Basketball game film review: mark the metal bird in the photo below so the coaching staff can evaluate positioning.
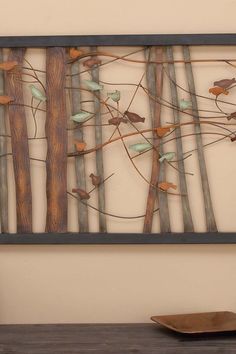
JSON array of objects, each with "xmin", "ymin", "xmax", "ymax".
[
  {"xmin": 89, "ymin": 173, "xmax": 101, "ymax": 187},
  {"xmin": 213, "ymin": 78, "xmax": 236, "ymax": 89},
  {"xmin": 125, "ymin": 111, "xmax": 145, "ymax": 123},
  {"xmin": 108, "ymin": 117, "xmax": 127, "ymax": 126},
  {"xmin": 72, "ymin": 188, "xmax": 90, "ymax": 200}
]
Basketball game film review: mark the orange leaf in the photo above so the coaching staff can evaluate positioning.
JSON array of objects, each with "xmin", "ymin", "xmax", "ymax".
[
  {"xmin": 156, "ymin": 126, "xmax": 171, "ymax": 137},
  {"xmin": 158, "ymin": 182, "xmax": 177, "ymax": 191},
  {"xmin": 0, "ymin": 61, "xmax": 18, "ymax": 71},
  {"xmin": 0, "ymin": 95, "xmax": 13, "ymax": 104},
  {"xmin": 69, "ymin": 48, "xmax": 84, "ymax": 59},
  {"xmin": 74, "ymin": 140, "xmax": 86, "ymax": 152},
  {"xmin": 209, "ymin": 86, "xmax": 229, "ymax": 96}
]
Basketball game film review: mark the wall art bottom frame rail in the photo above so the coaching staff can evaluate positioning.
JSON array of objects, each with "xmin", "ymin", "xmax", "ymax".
[{"xmin": 0, "ymin": 233, "xmax": 236, "ymax": 244}]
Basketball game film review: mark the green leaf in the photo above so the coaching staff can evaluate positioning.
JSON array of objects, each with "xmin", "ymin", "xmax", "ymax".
[
  {"xmin": 83, "ymin": 80, "xmax": 103, "ymax": 91},
  {"xmin": 159, "ymin": 152, "xmax": 175, "ymax": 163},
  {"xmin": 30, "ymin": 84, "xmax": 46, "ymax": 102},
  {"xmin": 179, "ymin": 99, "xmax": 191, "ymax": 110},
  {"xmin": 129, "ymin": 143, "xmax": 152, "ymax": 153},
  {"xmin": 71, "ymin": 111, "xmax": 91, "ymax": 123},
  {"xmin": 107, "ymin": 90, "xmax": 120, "ymax": 102}
]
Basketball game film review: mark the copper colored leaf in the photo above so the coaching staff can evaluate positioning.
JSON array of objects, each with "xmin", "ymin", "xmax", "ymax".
[
  {"xmin": 89, "ymin": 173, "xmax": 101, "ymax": 186},
  {"xmin": 0, "ymin": 95, "xmax": 13, "ymax": 104},
  {"xmin": 156, "ymin": 126, "xmax": 171, "ymax": 137},
  {"xmin": 83, "ymin": 58, "xmax": 101, "ymax": 68},
  {"xmin": 124, "ymin": 111, "xmax": 145, "ymax": 123},
  {"xmin": 69, "ymin": 48, "xmax": 84, "ymax": 59},
  {"xmin": 72, "ymin": 188, "xmax": 90, "ymax": 200},
  {"xmin": 209, "ymin": 86, "xmax": 229, "ymax": 96},
  {"xmin": 0, "ymin": 61, "xmax": 18, "ymax": 71},
  {"xmin": 213, "ymin": 78, "xmax": 236, "ymax": 89},
  {"xmin": 74, "ymin": 140, "xmax": 86, "ymax": 152},
  {"xmin": 158, "ymin": 182, "xmax": 177, "ymax": 191}
]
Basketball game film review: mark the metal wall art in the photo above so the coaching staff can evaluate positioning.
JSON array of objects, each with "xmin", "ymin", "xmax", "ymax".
[{"xmin": 0, "ymin": 34, "xmax": 236, "ymax": 244}]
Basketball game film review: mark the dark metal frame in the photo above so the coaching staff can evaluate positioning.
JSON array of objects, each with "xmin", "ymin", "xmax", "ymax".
[
  {"xmin": 1, "ymin": 33, "xmax": 236, "ymax": 47},
  {"xmin": 2, "ymin": 33, "xmax": 236, "ymax": 244},
  {"xmin": 0, "ymin": 233, "xmax": 236, "ymax": 244}
]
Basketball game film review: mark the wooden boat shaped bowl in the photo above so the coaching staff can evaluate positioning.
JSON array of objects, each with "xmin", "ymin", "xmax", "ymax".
[{"xmin": 151, "ymin": 311, "xmax": 236, "ymax": 334}]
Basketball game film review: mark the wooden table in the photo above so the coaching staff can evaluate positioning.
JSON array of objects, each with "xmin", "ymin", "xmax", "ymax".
[{"xmin": 0, "ymin": 323, "xmax": 236, "ymax": 353}]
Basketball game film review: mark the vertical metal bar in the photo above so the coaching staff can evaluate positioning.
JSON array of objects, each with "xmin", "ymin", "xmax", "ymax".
[
  {"xmin": 6, "ymin": 48, "xmax": 32, "ymax": 233},
  {"xmin": 166, "ymin": 46, "xmax": 194, "ymax": 232},
  {"xmin": 0, "ymin": 49, "xmax": 8, "ymax": 232},
  {"xmin": 91, "ymin": 47, "xmax": 107, "ymax": 233},
  {"xmin": 143, "ymin": 47, "xmax": 171, "ymax": 233},
  {"xmin": 183, "ymin": 45, "xmax": 217, "ymax": 232},
  {"xmin": 71, "ymin": 57, "xmax": 89, "ymax": 232},
  {"xmin": 46, "ymin": 47, "xmax": 67, "ymax": 232}
]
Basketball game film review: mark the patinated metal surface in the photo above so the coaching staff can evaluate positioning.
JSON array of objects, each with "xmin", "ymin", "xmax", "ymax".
[{"xmin": 46, "ymin": 47, "xmax": 67, "ymax": 232}]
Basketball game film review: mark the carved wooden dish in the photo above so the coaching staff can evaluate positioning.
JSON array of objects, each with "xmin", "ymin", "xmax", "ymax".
[{"xmin": 151, "ymin": 311, "xmax": 236, "ymax": 334}]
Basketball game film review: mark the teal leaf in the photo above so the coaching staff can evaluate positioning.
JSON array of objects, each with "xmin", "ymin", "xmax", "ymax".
[
  {"xmin": 179, "ymin": 99, "xmax": 191, "ymax": 110},
  {"xmin": 159, "ymin": 152, "xmax": 175, "ymax": 162},
  {"xmin": 107, "ymin": 90, "xmax": 120, "ymax": 102},
  {"xmin": 83, "ymin": 80, "xmax": 103, "ymax": 91},
  {"xmin": 71, "ymin": 111, "xmax": 91, "ymax": 123},
  {"xmin": 30, "ymin": 84, "xmax": 46, "ymax": 102},
  {"xmin": 129, "ymin": 142, "xmax": 152, "ymax": 153}
]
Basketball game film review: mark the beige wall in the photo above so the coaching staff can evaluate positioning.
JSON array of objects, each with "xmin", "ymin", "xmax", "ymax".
[{"xmin": 1, "ymin": 0, "xmax": 236, "ymax": 324}]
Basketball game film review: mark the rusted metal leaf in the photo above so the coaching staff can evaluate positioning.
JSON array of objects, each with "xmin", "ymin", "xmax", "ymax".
[
  {"xmin": 209, "ymin": 86, "xmax": 229, "ymax": 96},
  {"xmin": 0, "ymin": 61, "xmax": 18, "ymax": 71},
  {"xmin": 69, "ymin": 48, "xmax": 83, "ymax": 59},
  {"xmin": 156, "ymin": 126, "xmax": 171, "ymax": 137},
  {"xmin": 74, "ymin": 140, "xmax": 86, "ymax": 152},
  {"xmin": 0, "ymin": 95, "xmax": 13, "ymax": 104},
  {"xmin": 158, "ymin": 182, "xmax": 177, "ymax": 191}
]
